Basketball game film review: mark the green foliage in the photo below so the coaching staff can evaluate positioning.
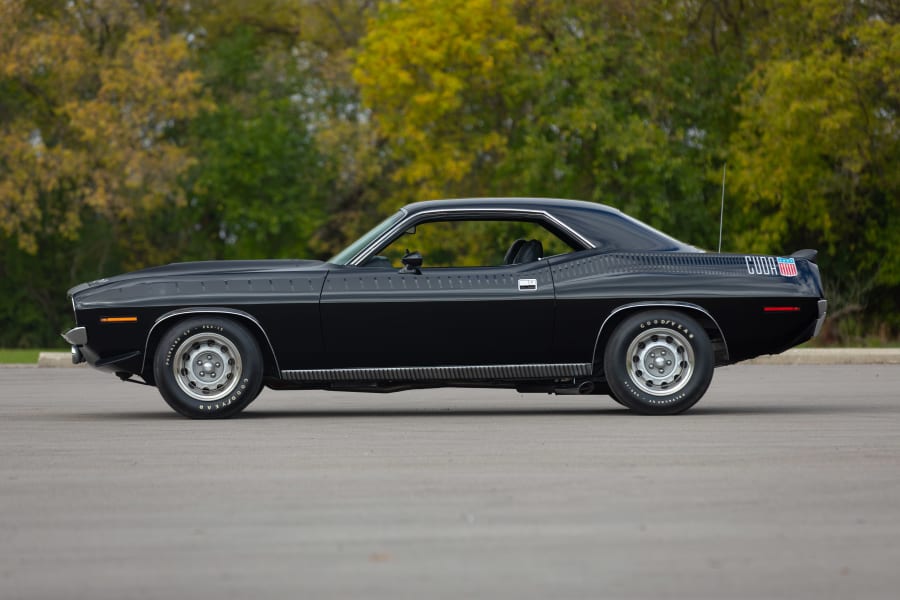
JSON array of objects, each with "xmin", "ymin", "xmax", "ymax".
[
  {"xmin": 0, "ymin": 349, "xmax": 63, "ymax": 364},
  {"xmin": 181, "ymin": 26, "xmax": 335, "ymax": 259},
  {"xmin": 0, "ymin": 1, "xmax": 208, "ymax": 345},
  {"xmin": 0, "ymin": 213, "xmax": 126, "ymax": 347},
  {"xmin": 1, "ymin": 0, "xmax": 898, "ymax": 346},
  {"xmin": 354, "ymin": 1, "xmax": 747, "ymax": 246},
  {"xmin": 498, "ymin": 1, "xmax": 717, "ymax": 241},
  {"xmin": 729, "ymin": 0, "xmax": 900, "ymax": 332}
]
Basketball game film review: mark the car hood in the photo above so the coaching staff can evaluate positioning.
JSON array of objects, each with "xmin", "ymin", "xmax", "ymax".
[{"xmin": 68, "ymin": 259, "xmax": 326, "ymax": 296}]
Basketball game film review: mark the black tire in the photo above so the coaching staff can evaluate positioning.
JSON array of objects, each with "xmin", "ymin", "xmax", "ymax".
[
  {"xmin": 603, "ymin": 310, "xmax": 714, "ymax": 415},
  {"xmin": 153, "ymin": 317, "xmax": 263, "ymax": 419}
]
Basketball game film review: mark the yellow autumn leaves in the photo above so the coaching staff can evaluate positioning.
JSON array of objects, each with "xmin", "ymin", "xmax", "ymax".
[
  {"xmin": 0, "ymin": 1, "xmax": 207, "ymax": 253},
  {"xmin": 354, "ymin": 0, "xmax": 527, "ymax": 201}
]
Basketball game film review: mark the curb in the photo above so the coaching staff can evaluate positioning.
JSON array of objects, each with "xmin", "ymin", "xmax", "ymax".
[
  {"xmin": 744, "ymin": 348, "xmax": 900, "ymax": 365},
  {"xmin": 22, "ymin": 348, "xmax": 900, "ymax": 368},
  {"xmin": 37, "ymin": 352, "xmax": 85, "ymax": 368}
]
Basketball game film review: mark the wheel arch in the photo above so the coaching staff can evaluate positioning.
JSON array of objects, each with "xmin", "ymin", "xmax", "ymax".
[
  {"xmin": 592, "ymin": 301, "xmax": 729, "ymax": 371},
  {"xmin": 140, "ymin": 308, "xmax": 280, "ymax": 384}
]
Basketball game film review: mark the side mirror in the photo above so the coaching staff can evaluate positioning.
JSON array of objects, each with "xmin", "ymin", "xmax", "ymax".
[{"xmin": 400, "ymin": 251, "xmax": 423, "ymax": 275}]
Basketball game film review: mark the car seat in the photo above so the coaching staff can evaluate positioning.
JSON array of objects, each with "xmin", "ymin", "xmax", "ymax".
[
  {"xmin": 512, "ymin": 239, "xmax": 543, "ymax": 264},
  {"xmin": 503, "ymin": 239, "xmax": 526, "ymax": 265}
]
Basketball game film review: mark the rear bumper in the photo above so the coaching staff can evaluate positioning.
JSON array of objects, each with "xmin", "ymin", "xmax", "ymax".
[{"xmin": 813, "ymin": 299, "xmax": 828, "ymax": 338}]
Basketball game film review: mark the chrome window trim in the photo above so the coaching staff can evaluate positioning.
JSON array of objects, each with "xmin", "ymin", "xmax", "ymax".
[
  {"xmin": 281, "ymin": 363, "xmax": 593, "ymax": 382},
  {"xmin": 329, "ymin": 208, "xmax": 408, "ymax": 265},
  {"xmin": 592, "ymin": 301, "xmax": 729, "ymax": 365},
  {"xmin": 141, "ymin": 307, "xmax": 280, "ymax": 375},
  {"xmin": 347, "ymin": 208, "xmax": 596, "ymax": 267}
]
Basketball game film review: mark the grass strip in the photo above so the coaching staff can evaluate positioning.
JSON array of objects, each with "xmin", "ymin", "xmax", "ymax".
[{"xmin": 0, "ymin": 348, "xmax": 65, "ymax": 364}]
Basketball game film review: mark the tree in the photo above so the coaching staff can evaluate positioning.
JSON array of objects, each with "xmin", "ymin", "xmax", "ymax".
[
  {"xmin": 354, "ymin": 0, "xmax": 742, "ymax": 245},
  {"xmin": 0, "ymin": 1, "xmax": 207, "ymax": 345},
  {"xmin": 354, "ymin": 0, "xmax": 528, "ymax": 202},
  {"xmin": 182, "ymin": 0, "xmax": 381, "ymax": 258},
  {"xmin": 177, "ymin": 24, "xmax": 336, "ymax": 260},
  {"xmin": 0, "ymin": 0, "xmax": 206, "ymax": 257},
  {"xmin": 729, "ymin": 0, "xmax": 900, "ymax": 327}
]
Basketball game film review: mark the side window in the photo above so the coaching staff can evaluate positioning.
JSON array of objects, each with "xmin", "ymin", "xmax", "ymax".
[{"xmin": 376, "ymin": 219, "xmax": 576, "ymax": 268}]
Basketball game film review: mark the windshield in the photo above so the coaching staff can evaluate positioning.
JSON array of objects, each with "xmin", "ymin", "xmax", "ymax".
[{"xmin": 328, "ymin": 210, "xmax": 407, "ymax": 265}]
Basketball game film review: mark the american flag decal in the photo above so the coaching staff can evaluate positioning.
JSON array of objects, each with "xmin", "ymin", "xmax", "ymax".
[{"xmin": 777, "ymin": 257, "xmax": 798, "ymax": 277}]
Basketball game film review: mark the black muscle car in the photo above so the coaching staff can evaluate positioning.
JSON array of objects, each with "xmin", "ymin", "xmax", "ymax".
[{"xmin": 63, "ymin": 198, "xmax": 827, "ymax": 418}]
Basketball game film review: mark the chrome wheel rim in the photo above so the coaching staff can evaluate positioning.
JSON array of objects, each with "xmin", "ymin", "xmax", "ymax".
[
  {"xmin": 172, "ymin": 332, "xmax": 242, "ymax": 402},
  {"xmin": 625, "ymin": 327, "xmax": 694, "ymax": 397}
]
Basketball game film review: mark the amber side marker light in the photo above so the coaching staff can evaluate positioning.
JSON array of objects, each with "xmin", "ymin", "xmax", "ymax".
[
  {"xmin": 100, "ymin": 316, "xmax": 138, "ymax": 323},
  {"xmin": 763, "ymin": 306, "xmax": 800, "ymax": 313}
]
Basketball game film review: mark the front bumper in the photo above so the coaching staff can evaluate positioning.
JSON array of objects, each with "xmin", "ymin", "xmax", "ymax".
[
  {"xmin": 62, "ymin": 326, "xmax": 86, "ymax": 345},
  {"xmin": 61, "ymin": 325, "xmax": 143, "ymax": 373},
  {"xmin": 62, "ymin": 326, "xmax": 87, "ymax": 364}
]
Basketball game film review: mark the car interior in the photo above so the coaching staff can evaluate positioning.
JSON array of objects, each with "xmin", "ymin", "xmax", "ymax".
[
  {"xmin": 503, "ymin": 238, "xmax": 544, "ymax": 264},
  {"xmin": 366, "ymin": 218, "xmax": 571, "ymax": 269}
]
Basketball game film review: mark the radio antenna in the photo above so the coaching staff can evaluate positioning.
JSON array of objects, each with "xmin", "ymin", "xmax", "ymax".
[{"xmin": 718, "ymin": 163, "xmax": 727, "ymax": 253}]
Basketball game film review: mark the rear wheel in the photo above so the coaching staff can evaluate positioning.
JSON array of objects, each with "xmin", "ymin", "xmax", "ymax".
[
  {"xmin": 153, "ymin": 317, "xmax": 263, "ymax": 418},
  {"xmin": 603, "ymin": 311, "xmax": 713, "ymax": 415}
]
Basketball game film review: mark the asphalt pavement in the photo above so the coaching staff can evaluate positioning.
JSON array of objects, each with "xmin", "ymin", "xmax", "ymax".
[{"xmin": 1, "ymin": 364, "xmax": 899, "ymax": 599}]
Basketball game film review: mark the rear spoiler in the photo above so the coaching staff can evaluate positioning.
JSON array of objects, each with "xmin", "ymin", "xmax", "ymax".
[{"xmin": 790, "ymin": 249, "xmax": 818, "ymax": 263}]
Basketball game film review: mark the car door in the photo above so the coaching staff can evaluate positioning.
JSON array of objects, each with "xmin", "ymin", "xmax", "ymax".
[{"xmin": 319, "ymin": 260, "xmax": 556, "ymax": 369}]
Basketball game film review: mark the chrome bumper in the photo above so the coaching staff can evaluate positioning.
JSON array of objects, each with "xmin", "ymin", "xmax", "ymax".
[
  {"xmin": 61, "ymin": 326, "xmax": 87, "ymax": 364},
  {"xmin": 62, "ymin": 326, "xmax": 87, "ymax": 345},
  {"xmin": 813, "ymin": 299, "xmax": 828, "ymax": 338}
]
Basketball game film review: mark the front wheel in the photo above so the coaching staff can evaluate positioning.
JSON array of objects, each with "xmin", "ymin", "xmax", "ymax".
[
  {"xmin": 153, "ymin": 317, "xmax": 263, "ymax": 418},
  {"xmin": 603, "ymin": 311, "xmax": 714, "ymax": 415}
]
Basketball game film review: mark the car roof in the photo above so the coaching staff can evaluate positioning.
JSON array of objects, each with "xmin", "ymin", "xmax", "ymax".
[
  {"xmin": 402, "ymin": 197, "xmax": 624, "ymax": 216},
  {"xmin": 399, "ymin": 197, "xmax": 697, "ymax": 253}
]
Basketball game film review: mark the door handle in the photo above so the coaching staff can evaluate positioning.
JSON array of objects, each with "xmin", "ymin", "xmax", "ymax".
[{"xmin": 518, "ymin": 278, "xmax": 537, "ymax": 291}]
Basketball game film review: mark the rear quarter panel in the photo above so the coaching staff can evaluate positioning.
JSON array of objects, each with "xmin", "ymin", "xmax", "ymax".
[{"xmin": 548, "ymin": 251, "xmax": 824, "ymax": 365}]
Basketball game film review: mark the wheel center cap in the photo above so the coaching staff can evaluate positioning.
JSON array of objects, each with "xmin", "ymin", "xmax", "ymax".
[
  {"xmin": 654, "ymin": 357, "xmax": 666, "ymax": 368},
  {"xmin": 203, "ymin": 361, "xmax": 214, "ymax": 373}
]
